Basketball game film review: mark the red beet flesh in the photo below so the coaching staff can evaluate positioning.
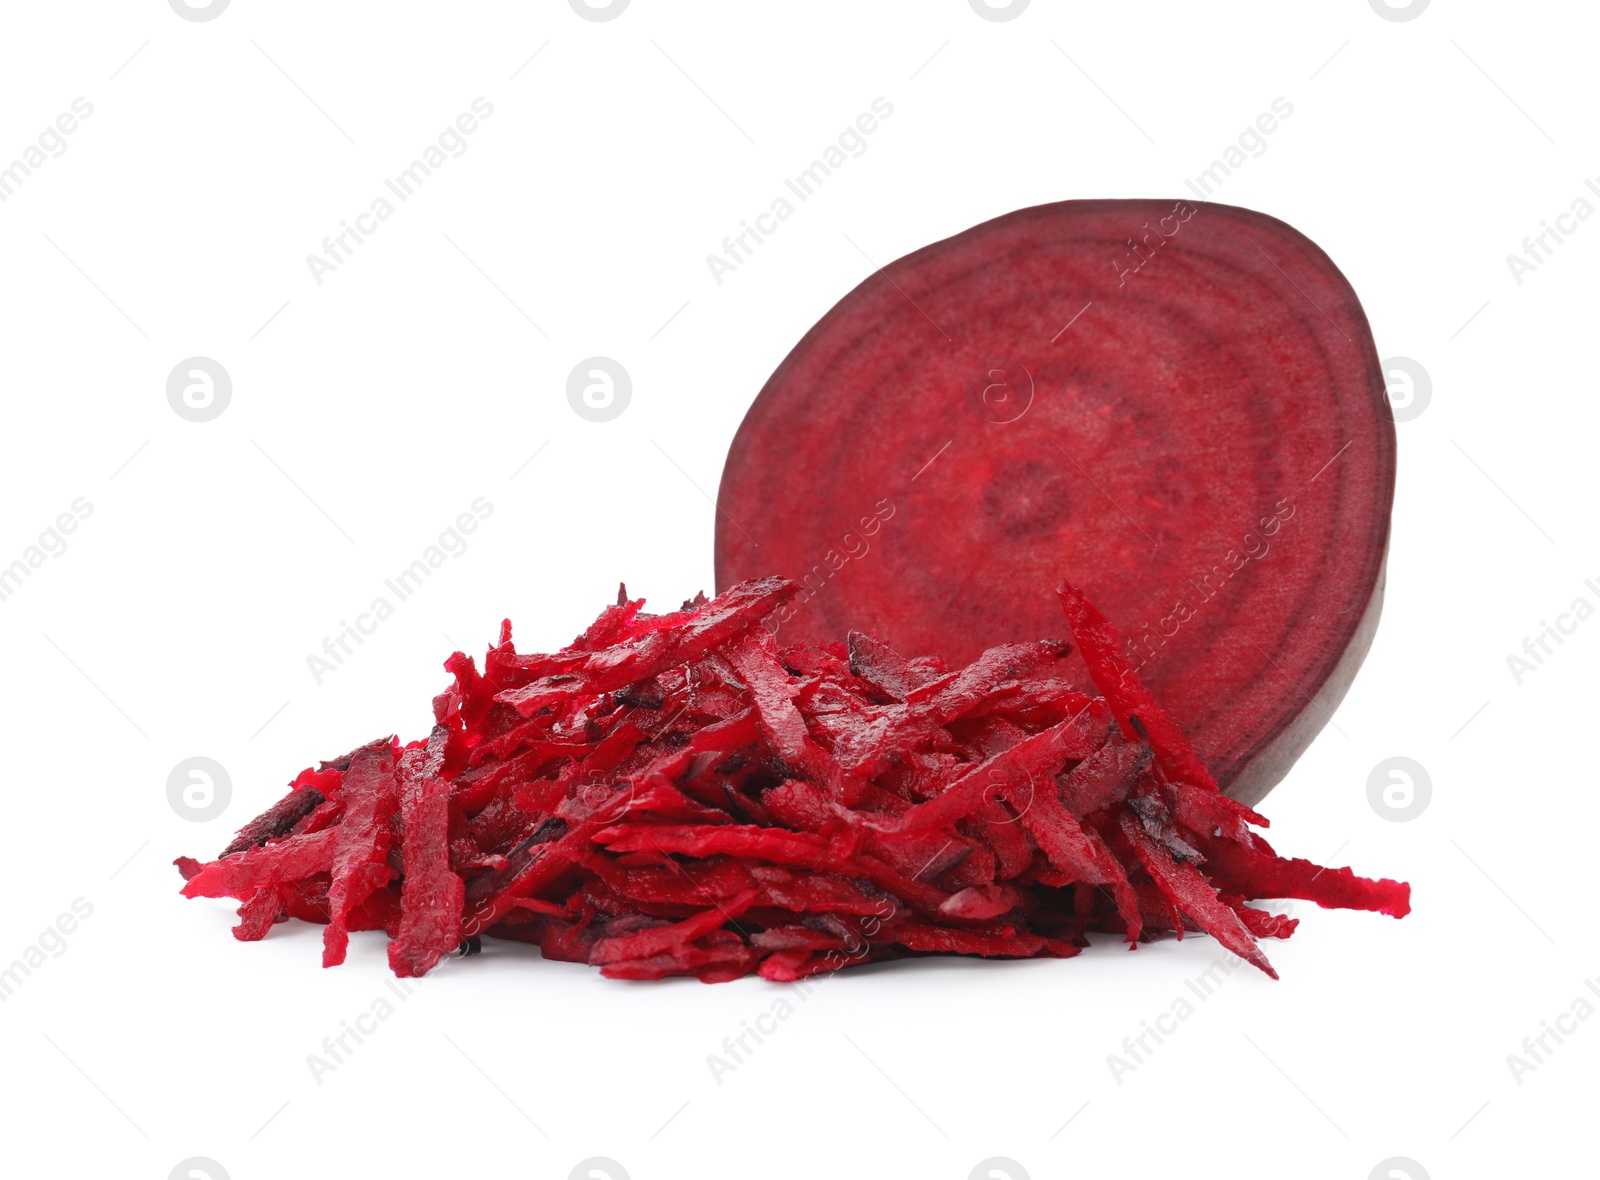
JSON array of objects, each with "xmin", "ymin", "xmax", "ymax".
[
  {"xmin": 715, "ymin": 200, "xmax": 1395, "ymax": 804},
  {"xmin": 178, "ymin": 578, "xmax": 1408, "ymax": 981}
]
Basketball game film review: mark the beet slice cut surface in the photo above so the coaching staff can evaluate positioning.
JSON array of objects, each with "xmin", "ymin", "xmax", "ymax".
[{"xmin": 715, "ymin": 199, "xmax": 1395, "ymax": 804}]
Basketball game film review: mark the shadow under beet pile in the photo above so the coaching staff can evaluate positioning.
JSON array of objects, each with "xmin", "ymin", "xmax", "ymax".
[{"xmin": 178, "ymin": 577, "xmax": 1409, "ymax": 982}]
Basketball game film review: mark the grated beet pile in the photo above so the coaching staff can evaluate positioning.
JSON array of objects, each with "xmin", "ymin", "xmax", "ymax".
[{"xmin": 177, "ymin": 577, "xmax": 1408, "ymax": 982}]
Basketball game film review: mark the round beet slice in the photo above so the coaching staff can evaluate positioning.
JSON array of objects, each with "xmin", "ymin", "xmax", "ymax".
[{"xmin": 715, "ymin": 199, "xmax": 1395, "ymax": 805}]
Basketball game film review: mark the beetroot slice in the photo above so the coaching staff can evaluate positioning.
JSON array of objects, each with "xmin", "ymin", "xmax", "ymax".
[{"xmin": 714, "ymin": 199, "xmax": 1395, "ymax": 804}]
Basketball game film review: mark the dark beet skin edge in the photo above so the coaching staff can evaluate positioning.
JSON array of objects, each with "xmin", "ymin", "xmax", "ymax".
[{"xmin": 715, "ymin": 199, "xmax": 1396, "ymax": 805}]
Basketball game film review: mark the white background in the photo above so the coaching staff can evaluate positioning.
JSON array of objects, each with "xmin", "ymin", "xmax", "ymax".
[{"xmin": 1, "ymin": 2, "xmax": 1594, "ymax": 1177}]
